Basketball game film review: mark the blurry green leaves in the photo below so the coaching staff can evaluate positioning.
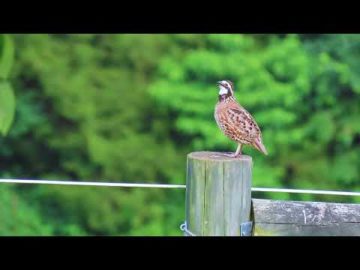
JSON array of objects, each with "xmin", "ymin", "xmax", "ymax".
[
  {"xmin": 6, "ymin": 34, "xmax": 186, "ymax": 235},
  {"xmin": 0, "ymin": 185, "xmax": 53, "ymax": 236},
  {"xmin": 331, "ymin": 151, "xmax": 359, "ymax": 185},
  {"xmin": 159, "ymin": 57, "xmax": 185, "ymax": 82},
  {"xmin": 207, "ymin": 34, "xmax": 255, "ymax": 51},
  {"xmin": 264, "ymin": 36, "xmax": 310, "ymax": 85},
  {"xmin": 0, "ymin": 82, "xmax": 15, "ymax": 135},
  {"xmin": 0, "ymin": 35, "xmax": 14, "ymax": 79},
  {"xmin": 0, "ymin": 34, "xmax": 15, "ymax": 135},
  {"xmin": 306, "ymin": 112, "xmax": 335, "ymax": 144}
]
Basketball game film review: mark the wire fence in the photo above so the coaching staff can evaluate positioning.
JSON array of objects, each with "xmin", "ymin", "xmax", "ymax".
[{"xmin": 1, "ymin": 178, "xmax": 360, "ymax": 197}]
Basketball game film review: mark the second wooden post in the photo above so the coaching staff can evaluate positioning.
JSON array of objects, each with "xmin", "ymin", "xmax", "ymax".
[{"xmin": 185, "ymin": 151, "xmax": 252, "ymax": 236}]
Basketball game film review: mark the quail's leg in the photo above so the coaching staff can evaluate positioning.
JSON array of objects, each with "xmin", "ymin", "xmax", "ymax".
[
  {"xmin": 223, "ymin": 144, "xmax": 242, "ymax": 158},
  {"xmin": 235, "ymin": 144, "xmax": 242, "ymax": 156}
]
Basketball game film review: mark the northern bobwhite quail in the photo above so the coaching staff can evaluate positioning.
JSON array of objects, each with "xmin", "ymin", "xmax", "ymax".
[{"xmin": 214, "ymin": 80, "xmax": 268, "ymax": 157}]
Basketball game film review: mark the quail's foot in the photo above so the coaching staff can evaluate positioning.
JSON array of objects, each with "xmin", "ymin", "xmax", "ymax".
[{"xmin": 222, "ymin": 152, "xmax": 242, "ymax": 158}]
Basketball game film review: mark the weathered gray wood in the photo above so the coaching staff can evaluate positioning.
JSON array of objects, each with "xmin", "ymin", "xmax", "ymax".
[
  {"xmin": 223, "ymin": 160, "xmax": 252, "ymax": 235},
  {"xmin": 253, "ymin": 199, "xmax": 360, "ymax": 236},
  {"xmin": 186, "ymin": 156, "xmax": 206, "ymax": 235},
  {"xmin": 254, "ymin": 223, "xmax": 360, "ymax": 236},
  {"xmin": 185, "ymin": 151, "xmax": 252, "ymax": 236},
  {"xmin": 203, "ymin": 159, "xmax": 225, "ymax": 235}
]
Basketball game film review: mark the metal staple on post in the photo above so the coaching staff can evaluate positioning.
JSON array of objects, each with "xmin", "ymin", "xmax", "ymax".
[
  {"xmin": 240, "ymin": 221, "xmax": 253, "ymax": 236},
  {"xmin": 180, "ymin": 221, "xmax": 253, "ymax": 236},
  {"xmin": 180, "ymin": 222, "xmax": 196, "ymax": 236}
]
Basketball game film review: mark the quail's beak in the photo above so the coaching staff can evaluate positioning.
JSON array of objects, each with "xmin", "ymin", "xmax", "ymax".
[{"xmin": 217, "ymin": 81, "xmax": 222, "ymax": 86}]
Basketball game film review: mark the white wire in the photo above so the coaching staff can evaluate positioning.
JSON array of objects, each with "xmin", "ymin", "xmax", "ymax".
[
  {"xmin": 0, "ymin": 179, "xmax": 359, "ymax": 197},
  {"xmin": 0, "ymin": 179, "xmax": 186, "ymax": 189}
]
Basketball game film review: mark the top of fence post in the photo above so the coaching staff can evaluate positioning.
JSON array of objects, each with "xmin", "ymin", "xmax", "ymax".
[{"xmin": 185, "ymin": 151, "xmax": 253, "ymax": 236}]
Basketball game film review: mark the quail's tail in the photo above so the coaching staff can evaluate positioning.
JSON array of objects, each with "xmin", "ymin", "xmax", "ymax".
[{"xmin": 252, "ymin": 138, "xmax": 268, "ymax": 155}]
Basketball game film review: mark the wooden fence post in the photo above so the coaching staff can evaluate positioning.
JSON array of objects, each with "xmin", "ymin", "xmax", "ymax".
[{"xmin": 185, "ymin": 151, "xmax": 253, "ymax": 236}]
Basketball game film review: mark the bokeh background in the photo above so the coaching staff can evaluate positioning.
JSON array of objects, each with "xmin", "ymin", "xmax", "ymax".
[{"xmin": 0, "ymin": 34, "xmax": 359, "ymax": 235}]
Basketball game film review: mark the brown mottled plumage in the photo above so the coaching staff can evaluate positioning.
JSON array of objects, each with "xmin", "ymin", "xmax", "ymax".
[{"xmin": 214, "ymin": 80, "xmax": 267, "ymax": 157}]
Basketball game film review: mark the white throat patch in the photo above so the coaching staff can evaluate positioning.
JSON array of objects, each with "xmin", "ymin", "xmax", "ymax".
[{"xmin": 219, "ymin": 85, "xmax": 228, "ymax": 95}]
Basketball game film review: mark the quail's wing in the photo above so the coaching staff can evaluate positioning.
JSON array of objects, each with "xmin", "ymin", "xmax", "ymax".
[{"xmin": 225, "ymin": 105, "xmax": 260, "ymax": 140}]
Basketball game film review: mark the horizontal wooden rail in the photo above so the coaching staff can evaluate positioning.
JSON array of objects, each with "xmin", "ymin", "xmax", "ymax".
[{"xmin": 252, "ymin": 199, "xmax": 360, "ymax": 236}]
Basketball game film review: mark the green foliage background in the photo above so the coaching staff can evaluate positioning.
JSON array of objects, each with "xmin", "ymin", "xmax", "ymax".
[{"xmin": 0, "ymin": 34, "xmax": 359, "ymax": 235}]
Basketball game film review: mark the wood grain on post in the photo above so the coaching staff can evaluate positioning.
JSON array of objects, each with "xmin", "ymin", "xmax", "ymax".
[
  {"xmin": 185, "ymin": 151, "xmax": 252, "ymax": 236},
  {"xmin": 252, "ymin": 199, "xmax": 360, "ymax": 236}
]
